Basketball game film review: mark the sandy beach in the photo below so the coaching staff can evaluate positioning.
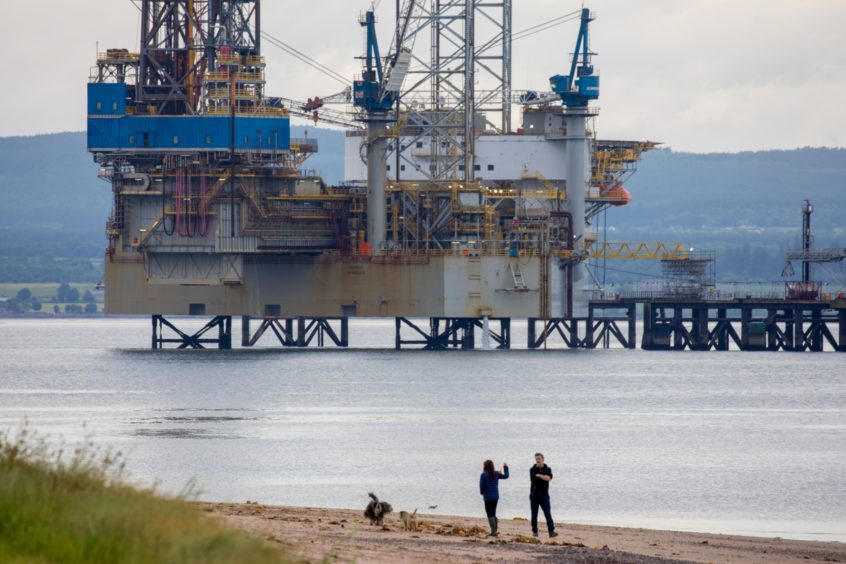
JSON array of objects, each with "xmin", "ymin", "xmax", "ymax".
[{"xmin": 203, "ymin": 502, "xmax": 845, "ymax": 563}]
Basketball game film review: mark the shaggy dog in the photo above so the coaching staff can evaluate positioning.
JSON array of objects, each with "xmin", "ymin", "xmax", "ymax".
[
  {"xmin": 399, "ymin": 509, "xmax": 418, "ymax": 531},
  {"xmin": 363, "ymin": 492, "xmax": 393, "ymax": 526}
]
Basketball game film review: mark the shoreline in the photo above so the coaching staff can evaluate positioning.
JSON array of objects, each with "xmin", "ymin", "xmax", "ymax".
[{"xmin": 205, "ymin": 502, "xmax": 846, "ymax": 563}]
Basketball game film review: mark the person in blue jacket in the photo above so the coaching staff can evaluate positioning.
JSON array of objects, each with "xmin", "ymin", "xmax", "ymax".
[{"xmin": 479, "ymin": 459, "xmax": 509, "ymax": 536}]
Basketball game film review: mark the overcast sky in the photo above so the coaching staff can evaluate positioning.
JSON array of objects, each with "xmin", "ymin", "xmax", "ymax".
[{"xmin": 2, "ymin": 0, "xmax": 845, "ymax": 152}]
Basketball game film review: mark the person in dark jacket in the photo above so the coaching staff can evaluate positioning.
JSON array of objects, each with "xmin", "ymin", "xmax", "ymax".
[
  {"xmin": 529, "ymin": 452, "xmax": 558, "ymax": 538},
  {"xmin": 479, "ymin": 459, "xmax": 509, "ymax": 536}
]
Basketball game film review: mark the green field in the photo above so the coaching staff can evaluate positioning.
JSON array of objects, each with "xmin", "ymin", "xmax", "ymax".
[
  {"xmin": 0, "ymin": 425, "xmax": 294, "ymax": 563},
  {"xmin": 0, "ymin": 282, "xmax": 103, "ymax": 310}
]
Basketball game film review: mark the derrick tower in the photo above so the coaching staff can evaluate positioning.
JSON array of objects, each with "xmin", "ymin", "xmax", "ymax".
[{"xmin": 392, "ymin": 0, "xmax": 513, "ymax": 182}]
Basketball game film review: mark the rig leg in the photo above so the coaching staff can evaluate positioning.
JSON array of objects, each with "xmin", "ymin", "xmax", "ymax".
[
  {"xmin": 241, "ymin": 316, "xmax": 251, "ymax": 347},
  {"xmin": 151, "ymin": 315, "xmax": 232, "ymax": 350},
  {"xmin": 839, "ymin": 309, "xmax": 846, "ymax": 352},
  {"xmin": 241, "ymin": 317, "xmax": 347, "ymax": 348},
  {"xmin": 740, "ymin": 308, "xmax": 751, "ymax": 351},
  {"xmin": 810, "ymin": 309, "xmax": 824, "ymax": 352},
  {"xmin": 715, "ymin": 308, "xmax": 729, "ymax": 351},
  {"xmin": 691, "ymin": 306, "xmax": 709, "ymax": 350},
  {"xmin": 641, "ymin": 303, "xmax": 654, "ymax": 350},
  {"xmin": 793, "ymin": 307, "xmax": 805, "ymax": 352},
  {"xmin": 765, "ymin": 308, "xmax": 779, "ymax": 351},
  {"xmin": 627, "ymin": 305, "xmax": 637, "ymax": 350},
  {"xmin": 582, "ymin": 318, "xmax": 604, "ymax": 349},
  {"xmin": 219, "ymin": 316, "xmax": 232, "ymax": 349},
  {"xmin": 395, "ymin": 317, "xmax": 510, "ymax": 350},
  {"xmin": 527, "ymin": 318, "xmax": 539, "ymax": 349},
  {"xmin": 567, "ymin": 319, "xmax": 580, "ymax": 349},
  {"xmin": 500, "ymin": 318, "xmax": 512, "ymax": 350},
  {"xmin": 672, "ymin": 308, "xmax": 685, "ymax": 351}
]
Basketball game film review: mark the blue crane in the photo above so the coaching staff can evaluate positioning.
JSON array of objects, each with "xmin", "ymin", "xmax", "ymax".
[
  {"xmin": 354, "ymin": 11, "xmax": 394, "ymax": 113},
  {"xmin": 353, "ymin": 9, "xmax": 413, "ymax": 114},
  {"xmin": 549, "ymin": 8, "xmax": 599, "ymax": 107}
]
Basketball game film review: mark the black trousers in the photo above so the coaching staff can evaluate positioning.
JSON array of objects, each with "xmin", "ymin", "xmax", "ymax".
[
  {"xmin": 530, "ymin": 494, "xmax": 555, "ymax": 533},
  {"xmin": 484, "ymin": 499, "xmax": 498, "ymax": 518}
]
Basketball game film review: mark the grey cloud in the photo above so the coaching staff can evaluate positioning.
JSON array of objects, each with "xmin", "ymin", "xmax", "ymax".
[{"xmin": 2, "ymin": 0, "xmax": 844, "ymax": 152}]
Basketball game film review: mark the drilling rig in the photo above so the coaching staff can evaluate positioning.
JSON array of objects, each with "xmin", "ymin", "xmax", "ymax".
[{"xmin": 88, "ymin": 1, "xmax": 674, "ymax": 349}]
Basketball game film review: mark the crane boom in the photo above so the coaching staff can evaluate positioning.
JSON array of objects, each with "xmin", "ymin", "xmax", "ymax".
[
  {"xmin": 382, "ymin": 0, "xmax": 422, "ymax": 91},
  {"xmin": 266, "ymin": 97, "xmax": 362, "ymax": 129},
  {"xmin": 549, "ymin": 8, "xmax": 599, "ymax": 107},
  {"xmin": 354, "ymin": 4, "xmax": 418, "ymax": 113}
]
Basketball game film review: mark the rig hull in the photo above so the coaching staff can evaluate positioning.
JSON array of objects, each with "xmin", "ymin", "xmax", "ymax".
[{"xmin": 105, "ymin": 252, "xmax": 556, "ymax": 318}]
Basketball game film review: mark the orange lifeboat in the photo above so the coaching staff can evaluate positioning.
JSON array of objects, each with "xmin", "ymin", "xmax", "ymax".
[{"xmin": 606, "ymin": 184, "xmax": 631, "ymax": 206}]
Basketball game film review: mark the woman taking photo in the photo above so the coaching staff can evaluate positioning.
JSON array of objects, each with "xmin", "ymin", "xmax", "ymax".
[{"xmin": 479, "ymin": 459, "xmax": 509, "ymax": 536}]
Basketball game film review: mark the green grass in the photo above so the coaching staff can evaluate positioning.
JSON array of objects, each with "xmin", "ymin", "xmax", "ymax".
[
  {"xmin": 0, "ymin": 424, "xmax": 296, "ymax": 563},
  {"xmin": 0, "ymin": 283, "xmax": 102, "ymax": 303}
]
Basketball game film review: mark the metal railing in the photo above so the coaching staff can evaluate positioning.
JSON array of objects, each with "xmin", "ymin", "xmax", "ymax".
[
  {"xmin": 235, "ymin": 72, "xmax": 265, "ymax": 82},
  {"xmin": 216, "ymin": 53, "xmax": 242, "ymax": 66},
  {"xmin": 97, "ymin": 51, "xmax": 140, "ymax": 62},
  {"xmin": 593, "ymin": 282, "xmax": 846, "ymax": 303},
  {"xmin": 204, "ymin": 71, "xmax": 230, "ymax": 82},
  {"xmin": 203, "ymin": 106, "xmax": 288, "ymax": 116},
  {"xmin": 206, "ymin": 88, "xmax": 260, "ymax": 100},
  {"xmin": 203, "ymin": 71, "xmax": 266, "ymax": 83}
]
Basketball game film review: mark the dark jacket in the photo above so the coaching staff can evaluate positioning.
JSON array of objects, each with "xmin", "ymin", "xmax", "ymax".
[
  {"xmin": 479, "ymin": 465, "xmax": 509, "ymax": 500},
  {"xmin": 530, "ymin": 464, "xmax": 553, "ymax": 497}
]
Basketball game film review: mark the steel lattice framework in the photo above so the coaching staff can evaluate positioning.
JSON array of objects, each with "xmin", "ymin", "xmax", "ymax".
[
  {"xmin": 138, "ymin": 1, "xmax": 210, "ymax": 114},
  {"xmin": 138, "ymin": 1, "xmax": 260, "ymax": 115},
  {"xmin": 208, "ymin": 0, "xmax": 260, "ymax": 58},
  {"xmin": 391, "ymin": 0, "xmax": 512, "ymax": 183}
]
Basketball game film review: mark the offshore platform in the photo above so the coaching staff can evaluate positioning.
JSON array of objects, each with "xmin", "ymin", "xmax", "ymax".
[{"xmin": 87, "ymin": 1, "xmax": 846, "ymax": 351}]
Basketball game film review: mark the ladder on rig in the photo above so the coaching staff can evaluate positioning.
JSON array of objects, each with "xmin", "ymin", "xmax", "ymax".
[{"xmin": 509, "ymin": 263, "xmax": 529, "ymax": 291}]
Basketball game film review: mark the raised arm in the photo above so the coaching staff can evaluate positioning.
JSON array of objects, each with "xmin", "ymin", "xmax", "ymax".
[{"xmin": 499, "ymin": 465, "xmax": 509, "ymax": 480}]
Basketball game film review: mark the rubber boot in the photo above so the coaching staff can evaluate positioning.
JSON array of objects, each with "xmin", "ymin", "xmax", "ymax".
[{"xmin": 487, "ymin": 516, "xmax": 498, "ymax": 537}]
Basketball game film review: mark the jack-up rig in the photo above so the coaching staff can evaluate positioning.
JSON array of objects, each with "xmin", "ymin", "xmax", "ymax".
[{"xmin": 88, "ymin": 1, "xmax": 845, "ymax": 351}]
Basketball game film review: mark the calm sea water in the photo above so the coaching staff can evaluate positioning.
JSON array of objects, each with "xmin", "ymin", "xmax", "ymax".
[{"xmin": 1, "ymin": 317, "xmax": 844, "ymax": 541}]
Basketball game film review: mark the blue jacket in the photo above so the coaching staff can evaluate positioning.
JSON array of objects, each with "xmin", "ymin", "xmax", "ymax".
[{"xmin": 479, "ymin": 466, "xmax": 509, "ymax": 500}]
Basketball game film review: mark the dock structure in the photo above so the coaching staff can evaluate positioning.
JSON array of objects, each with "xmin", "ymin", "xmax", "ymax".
[
  {"xmin": 583, "ymin": 297, "xmax": 846, "ymax": 352},
  {"xmin": 157, "ymin": 296, "xmax": 845, "ymax": 351},
  {"xmin": 637, "ymin": 299, "xmax": 844, "ymax": 352},
  {"xmin": 240, "ymin": 316, "xmax": 349, "ymax": 348}
]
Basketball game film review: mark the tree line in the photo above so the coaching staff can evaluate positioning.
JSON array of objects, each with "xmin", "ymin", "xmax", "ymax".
[{"xmin": 0, "ymin": 283, "xmax": 99, "ymax": 314}]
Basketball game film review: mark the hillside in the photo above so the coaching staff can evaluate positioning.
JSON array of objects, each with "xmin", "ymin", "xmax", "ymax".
[
  {"xmin": 611, "ymin": 147, "xmax": 846, "ymax": 281},
  {"xmin": 0, "ymin": 131, "xmax": 843, "ymax": 283}
]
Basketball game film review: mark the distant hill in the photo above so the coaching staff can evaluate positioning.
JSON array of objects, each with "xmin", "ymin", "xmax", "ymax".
[
  {"xmin": 623, "ymin": 147, "xmax": 845, "ymax": 232},
  {"xmin": 0, "ymin": 127, "xmax": 344, "ymax": 232},
  {"xmin": 0, "ymin": 131, "xmax": 843, "ymax": 283},
  {"xmin": 610, "ymin": 147, "xmax": 846, "ymax": 281},
  {"xmin": 0, "ymin": 127, "xmax": 344, "ymax": 273}
]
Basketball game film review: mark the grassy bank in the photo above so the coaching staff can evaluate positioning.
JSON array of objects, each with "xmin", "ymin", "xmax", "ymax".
[{"xmin": 0, "ymin": 426, "xmax": 294, "ymax": 563}]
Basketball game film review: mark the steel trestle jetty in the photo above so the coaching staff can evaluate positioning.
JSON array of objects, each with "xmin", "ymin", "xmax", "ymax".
[{"xmin": 154, "ymin": 294, "xmax": 846, "ymax": 351}]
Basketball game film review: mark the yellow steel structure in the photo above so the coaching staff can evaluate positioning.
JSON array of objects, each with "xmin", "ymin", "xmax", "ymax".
[
  {"xmin": 561, "ymin": 242, "xmax": 689, "ymax": 261},
  {"xmin": 592, "ymin": 141, "xmax": 659, "ymax": 183},
  {"xmin": 204, "ymin": 106, "xmax": 287, "ymax": 116},
  {"xmin": 97, "ymin": 51, "xmax": 140, "ymax": 62},
  {"xmin": 385, "ymin": 182, "xmax": 565, "ymax": 201}
]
